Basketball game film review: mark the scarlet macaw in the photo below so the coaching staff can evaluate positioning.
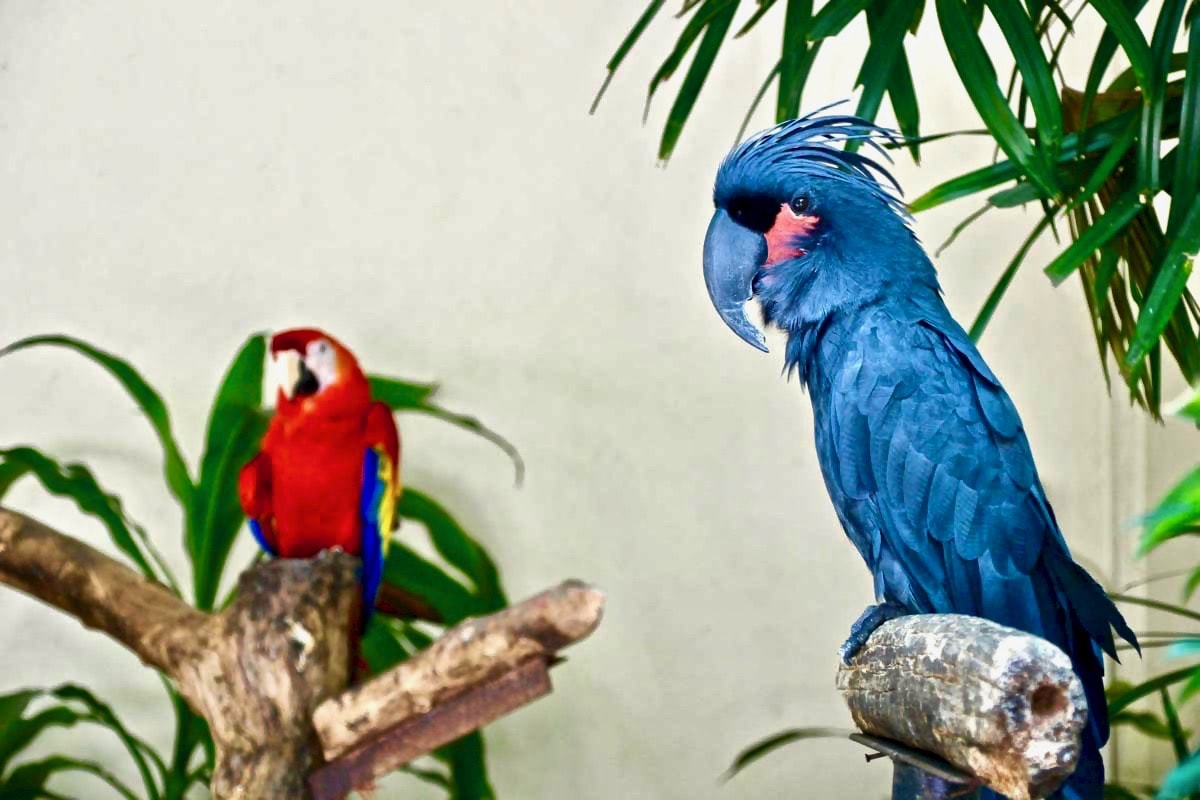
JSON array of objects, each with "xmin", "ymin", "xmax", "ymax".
[
  {"xmin": 239, "ymin": 328, "xmax": 401, "ymax": 622},
  {"xmin": 700, "ymin": 108, "xmax": 1137, "ymax": 800}
]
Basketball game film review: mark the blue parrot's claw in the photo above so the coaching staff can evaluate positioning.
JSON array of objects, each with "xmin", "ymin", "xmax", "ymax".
[{"xmin": 839, "ymin": 602, "xmax": 909, "ymax": 665}]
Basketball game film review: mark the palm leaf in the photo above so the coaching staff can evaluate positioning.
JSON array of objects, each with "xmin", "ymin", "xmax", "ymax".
[{"xmin": 0, "ymin": 335, "xmax": 194, "ymax": 511}]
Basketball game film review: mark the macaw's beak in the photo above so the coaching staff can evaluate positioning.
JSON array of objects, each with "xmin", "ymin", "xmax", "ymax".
[
  {"xmin": 293, "ymin": 359, "xmax": 320, "ymax": 398},
  {"xmin": 703, "ymin": 208, "xmax": 769, "ymax": 352},
  {"xmin": 274, "ymin": 351, "xmax": 320, "ymax": 400}
]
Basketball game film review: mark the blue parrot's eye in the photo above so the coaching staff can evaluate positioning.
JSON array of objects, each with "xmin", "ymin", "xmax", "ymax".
[{"xmin": 789, "ymin": 195, "xmax": 811, "ymax": 216}]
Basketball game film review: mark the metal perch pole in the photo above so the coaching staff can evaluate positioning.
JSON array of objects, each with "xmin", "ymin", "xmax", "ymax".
[{"xmin": 836, "ymin": 614, "xmax": 1087, "ymax": 800}]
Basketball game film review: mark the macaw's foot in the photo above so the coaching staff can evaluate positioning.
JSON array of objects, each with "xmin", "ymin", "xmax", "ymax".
[{"xmin": 838, "ymin": 601, "xmax": 909, "ymax": 665}]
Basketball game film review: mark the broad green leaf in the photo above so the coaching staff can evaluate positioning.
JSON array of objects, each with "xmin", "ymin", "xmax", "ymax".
[
  {"xmin": 0, "ymin": 756, "xmax": 139, "ymax": 800},
  {"xmin": 737, "ymin": 60, "xmax": 782, "ymax": 143},
  {"xmin": 383, "ymin": 542, "xmax": 482, "ymax": 625},
  {"xmin": 1168, "ymin": 639, "xmax": 1200, "ymax": 658},
  {"xmin": 1137, "ymin": 0, "xmax": 1187, "ymax": 192},
  {"xmin": 911, "ymin": 108, "xmax": 1132, "ymax": 211},
  {"xmin": 659, "ymin": 1, "xmax": 740, "ymax": 160},
  {"xmin": 1181, "ymin": 669, "xmax": 1200, "ymax": 704},
  {"xmin": 809, "ymin": 0, "xmax": 872, "ymax": 39},
  {"xmin": 0, "ymin": 691, "xmax": 38, "ymax": 738},
  {"xmin": 1161, "ymin": 688, "xmax": 1190, "ymax": 763},
  {"xmin": 1112, "ymin": 709, "xmax": 1178, "ymax": 740},
  {"xmin": 886, "ymin": 42, "xmax": 922, "ymax": 160},
  {"xmin": 369, "ymin": 374, "xmax": 524, "ymax": 484},
  {"xmin": 1110, "ymin": 593, "xmax": 1200, "ymax": 623},
  {"xmin": 399, "ymin": 488, "xmax": 507, "ymax": 613},
  {"xmin": 1164, "ymin": 384, "xmax": 1200, "ymax": 425},
  {"xmin": 399, "ymin": 763, "xmax": 452, "ymax": 791},
  {"xmin": 51, "ymin": 685, "xmax": 163, "ymax": 800},
  {"xmin": 1168, "ymin": 17, "xmax": 1200, "ymax": 236},
  {"xmin": 1106, "ymin": 784, "xmax": 1147, "ymax": 800},
  {"xmin": 591, "ymin": 0, "xmax": 668, "ymax": 112},
  {"xmin": 736, "ymin": 0, "xmax": 781, "ymax": 36},
  {"xmin": 1109, "ymin": 666, "xmax": 1199, "ymax": 715},
  {"xmin": 1159, "ymin": 749, "xmax": 1200, "ymax": 799},
  {"xmin": 1094, "ymin": 246, "xmax": 1121, "ymax": 306},
  {"xmin": 646, "ymin": 0, "xmax": 735, "ymax": 109},
  {"xmin": 190, "ymin": 335, "xmax": 269, "ymax": 610},
  {"xmin": 1185, "ymin": 565, "xmax": 1200, "ymax": 601},
  {"xmin": 433, "ymin": 732, "xmax": 495, "ymax": 800},
  {"xmin": 970, "ymin": 212, "xmax": 1054, "ymax": 340},
  {"xmin": 777, "ymin": 0, "xmax": 814, "ymax": 120},
  {"xmin": 0, "ymin": 463, "xmax": 29, "ymax": 501},
  {"xmin": 367, "ymin": 376, "xmax": 439, "ymax": 409},
  {"xmin": 0, "ymin": 707, "xmax": 81, "ymax": 777},
  {"xmin": 966, "ymin": 0, "xmax": 984, "ymax": 28},
  {"xmin": 725, "ymin": 727, "xmax": 851, "ymax": 779},
  {"xmin": 1044, "ymin": 189, "xmax": 1145, "ymax": 285},
  {"xmin": 1088, "ymin": 0, "xmax": 1155, "ymax": 96},
  {"xmin": 984, "ymin": 0, "xmax": 1062, "ymax": 152},
  {"xmin": 361, "ymin": 618, "xmax": 415, "ymax": 674},
  {"xmin": 1069, "ymin": 118, "xmax": 1139, "ymax": 212},
  {"xmin": 0, "ymin": 335, "xmax": 194, "ymax": 511},
  {"xmin": 853, "ymin": 0, "xmax": 919, "ymax": 125},
  {"xmin": 0, "ymin": 447, "xmax": 158, "ymax": 581},
  {"xmin": 936, "ymin": 0, "xmax": 1058, "ymax": 196},
  {"xmin": 1125, "ymin": 202, "xmax": 1200, "ymax": 367},
  {"xmin": 1110, "ymin": 53, "xmax": 1189, "ymax": 92}
]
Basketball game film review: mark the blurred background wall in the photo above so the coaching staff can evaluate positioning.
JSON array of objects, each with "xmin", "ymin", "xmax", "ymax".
[{"xmin": 0, "ymin": 1, "xmax": 1190, "ymax": 797}]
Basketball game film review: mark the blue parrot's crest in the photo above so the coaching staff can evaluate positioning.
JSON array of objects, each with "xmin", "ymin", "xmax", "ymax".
[{"xmin": 714, "ymin": 102, "xmax": 908, "ymax": 219}]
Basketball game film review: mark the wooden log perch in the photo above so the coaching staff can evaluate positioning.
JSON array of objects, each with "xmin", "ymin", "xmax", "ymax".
[
  {"xmin": 0, "ymin": 506, "xmax": 604, "ymax": 800},
  {"xmin": 309, "ymin": 580, "xmax": 604, "ymax": 798},
  {"xmin": 836, "ymin": 614, "xmax": 1087, "ymax": 800}
]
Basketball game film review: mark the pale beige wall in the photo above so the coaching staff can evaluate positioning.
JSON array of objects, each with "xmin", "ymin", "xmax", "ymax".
[{"xmin": 0, "ymin": 2, "xmax": 1188, "ymax": 798}]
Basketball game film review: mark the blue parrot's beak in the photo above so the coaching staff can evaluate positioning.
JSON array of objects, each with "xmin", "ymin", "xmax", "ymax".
[{"xmin": 703, "ymin": 208, "xmax": 769, "ymax": 352}]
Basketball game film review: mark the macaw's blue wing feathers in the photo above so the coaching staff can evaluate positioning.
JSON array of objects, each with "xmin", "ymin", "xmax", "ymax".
[
  {"xmin": 359, "ymin": 446, "xmax": 396, "ymax": 625},
  {"xmin": 247, "ymin": 519, "xmax": 276, "ymax": 557}
]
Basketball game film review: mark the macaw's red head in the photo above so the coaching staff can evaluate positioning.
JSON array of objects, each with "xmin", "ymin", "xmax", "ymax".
[{"xmin": 269, "ymin": 327, "xmax": 370, "ymax": 419}]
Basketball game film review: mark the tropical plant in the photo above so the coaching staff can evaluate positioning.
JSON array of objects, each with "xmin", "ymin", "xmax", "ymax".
[
  {"xmin": 0, "ymin": 332, "xmax": 520, "ymax": 799},
  {"xmin": 592, "ymin": 0, "xmax": 1200, "ymax": 417},
  {"xmin": 1103, "ymin": 384, "xmax": 1200, "ymax": 800}
]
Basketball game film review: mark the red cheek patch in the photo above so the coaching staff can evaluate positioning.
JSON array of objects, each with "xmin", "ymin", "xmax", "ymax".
[{"xmin": 765, "ymin": 203, "xmax": 819, "ymax": 266}]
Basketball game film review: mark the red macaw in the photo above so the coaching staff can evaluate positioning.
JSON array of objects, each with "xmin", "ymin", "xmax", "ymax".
[{"xmin": 238, "ymin": 328, "xmax": 401, "ymax": 621}]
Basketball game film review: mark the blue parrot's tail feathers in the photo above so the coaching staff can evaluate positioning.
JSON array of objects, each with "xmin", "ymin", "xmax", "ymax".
[{"xmin": 1044, "ymin": 545, "xmax": 1140, "ymax": 660}]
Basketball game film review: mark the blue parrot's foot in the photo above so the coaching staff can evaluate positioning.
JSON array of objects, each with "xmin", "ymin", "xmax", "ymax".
[{"xmin": 839, "ymin": 602, "xmax": 909, "ymax": 664}]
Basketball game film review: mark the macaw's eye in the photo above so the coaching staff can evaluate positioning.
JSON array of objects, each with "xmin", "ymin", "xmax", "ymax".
[{"xmin": 789, "ymin": 195, "xmax": 811, "ymax": 216}]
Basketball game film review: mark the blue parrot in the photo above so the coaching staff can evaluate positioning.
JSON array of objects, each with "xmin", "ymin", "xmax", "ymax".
[{"xmin": 701, "ymin": 106, "xmax": 1138, "ymax": 800}]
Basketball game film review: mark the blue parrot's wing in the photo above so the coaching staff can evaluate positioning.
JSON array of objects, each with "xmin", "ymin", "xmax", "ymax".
[
  {"xmin": 823, "ymin": 310, "xmax": 1134, "ymax": 750},
  {"xmin": 359, "ymin": 446, "xmax": 398, "ymax": 623}
]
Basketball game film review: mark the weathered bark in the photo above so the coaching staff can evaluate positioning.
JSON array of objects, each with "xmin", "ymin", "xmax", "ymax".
[
  {"xmin": 0, "ymin": 506, "xmax": 605, "ymax": 800},
  {"xmin": 177, "ymin": 554, "xmax": 357, "ymax": 799},
  {"xmin": 0, "ymin": 506, "xmax": 358, "ymax": 799},
  {"xmin": 313, "ymin": 580, "xmax": 605, "ymax": 760},
  {"xmin": 0, "ymin": 509, "xmax": 204, "ymax": 673},
  {"xmin": 836, "ymin": 614, "xmax": 1086, "ymax": 800}
]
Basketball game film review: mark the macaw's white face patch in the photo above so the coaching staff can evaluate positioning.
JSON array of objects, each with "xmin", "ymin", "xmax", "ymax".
[{"xmin": 305, "ymin": 338, "xmax": 338, "ymax": 389}]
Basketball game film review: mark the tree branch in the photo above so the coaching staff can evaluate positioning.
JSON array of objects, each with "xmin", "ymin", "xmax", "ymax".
[
  {"xmin": 0, "ymin": 507, "xmax": 203, "ymax": 672},
  {"xmin": 836, "ymin": 614, "xmax": 1086, "ymax": 800},
  {"xmin": 313, "ymin": 580, "xmax": 604, "ymax": 762},
  {"xmin": 0, "ymin": 506, "xmax": 606, "ymax": 800}
]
